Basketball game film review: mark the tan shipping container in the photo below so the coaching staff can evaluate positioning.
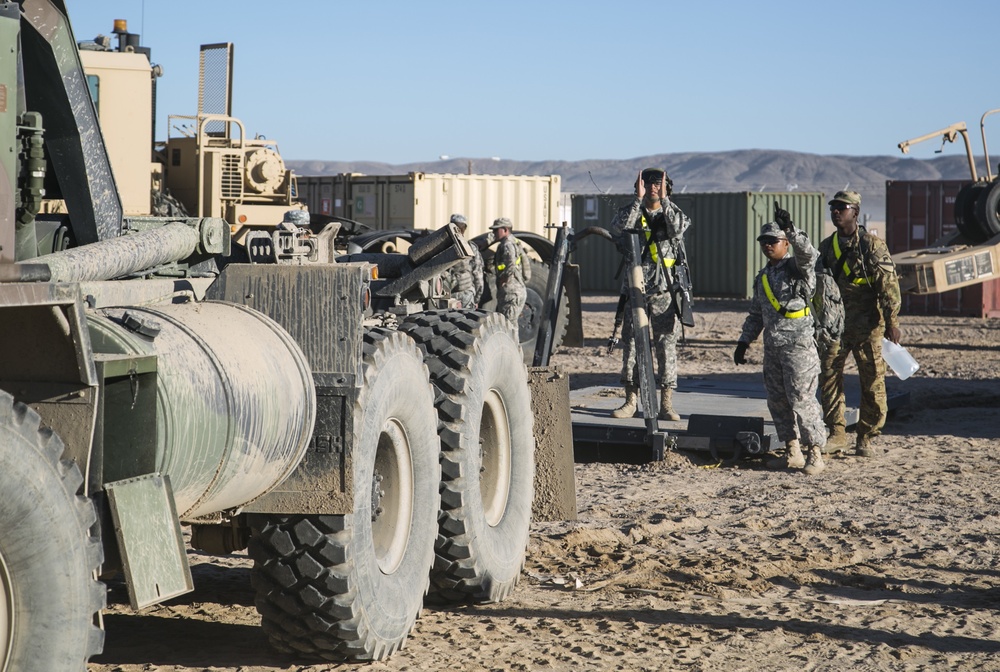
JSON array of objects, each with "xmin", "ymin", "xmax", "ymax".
[{"xmin": 296, "ymin": 173, "xmax": 561, "ymax": 240}]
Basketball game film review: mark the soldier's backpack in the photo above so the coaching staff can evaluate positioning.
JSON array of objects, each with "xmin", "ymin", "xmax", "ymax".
[{"xmin": 812, "ymin": 268, "xmax": 844, "ymax": 346}]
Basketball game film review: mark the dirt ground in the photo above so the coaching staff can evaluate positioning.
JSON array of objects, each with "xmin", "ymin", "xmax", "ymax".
[{"xmin": 88, "ymin": 294, "xmax": 1000, "ymax": 672}]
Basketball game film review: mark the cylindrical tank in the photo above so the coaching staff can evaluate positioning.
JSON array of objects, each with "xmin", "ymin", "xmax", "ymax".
[{"xmin": 87, "ymin": 301, "xmax": 316, "ymax": 519}]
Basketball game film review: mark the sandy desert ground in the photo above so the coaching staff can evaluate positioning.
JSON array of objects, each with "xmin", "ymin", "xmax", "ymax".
[{"xmin": 88, "ymin": 294, "xmax": 1000, "ymax": 672}]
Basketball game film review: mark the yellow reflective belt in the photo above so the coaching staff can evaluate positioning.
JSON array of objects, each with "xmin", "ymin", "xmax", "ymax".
[
  {"xmin": 833, "ymin": 234, "xmax": 868, "ymax": 285},
  {"xmin": 641, "ymin": 215, "xmax": 676, "ymax": 268},
  {"xmin": 761, "ymin": 272, "xmax": 810, "ymax": 318}
]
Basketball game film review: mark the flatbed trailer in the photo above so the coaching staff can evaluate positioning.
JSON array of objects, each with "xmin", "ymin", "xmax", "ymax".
[{"xmin": 571, "ymin": 378, "xmax": 910, "ymax": 464}]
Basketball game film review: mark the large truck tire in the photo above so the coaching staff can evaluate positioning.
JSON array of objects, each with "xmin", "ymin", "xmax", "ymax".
[
  {"xmin": 400, "ymin": 310, "xmax": 535, "ymax": 603},
  {"xmin": 248, "ymin": 329, "xmax": 440, "ymax": 661},
  {"xmin": 481, "ymin": 258, "xmax": 569, "ymax": 364},
  {"xmin": 974, "ymin": 179, "xmax": 1000, "ymax": 238},
  {"xmin": 955, "ymin": 182, "xmax": 990, "ymax": 243},
  {"xmin": 520, "ymin": 258, "xmax": 570, "ymax": 364},
  {"xmin": 0, "ymin": 391, "xmax": 104, "ymax": 672}
]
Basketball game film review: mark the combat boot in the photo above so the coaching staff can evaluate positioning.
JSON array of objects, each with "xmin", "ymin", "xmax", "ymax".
[
  {"xmin": 657, "ymin": 387, "xmax": 680, "ymax": 421},
  {"xmin": 767, "ymin": 439, "xmax": 805, "ymax": 469},
  {"xmin": 611, "ymin": 385, "xmax": 639, "ymax": 419},
  {"xmin": 854, "ymin": 434, "xmax": 878, "ymax": 458},
  {"xmin": 803, "ymin": 445, "xmax": 826, "ymax": 475},
  {"xmin": 824, "ymin": 426, "xmax": 849, "ymax": 454}
]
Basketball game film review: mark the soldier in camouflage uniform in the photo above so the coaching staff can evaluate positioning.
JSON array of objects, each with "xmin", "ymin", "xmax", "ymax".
[
  {"xmin": 490, "ymin": 217, "xmax": 530, "ymax": 340},
  {"xmin": 446, "ymin": 214, "xmax": 484, "ymax": 309},
  {"xmin": 610, "ymin": 168, "xmax": 692, "ymax": 422},
  {"xmin": 734, "ymin": 207, "xmax": 827, "ymax": 475},
  {"xmin": 817, "ymin": 190, "xmax": 902, "ymax": 458}
]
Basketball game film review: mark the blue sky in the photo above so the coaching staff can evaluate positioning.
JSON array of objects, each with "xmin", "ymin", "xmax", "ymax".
[{"xmin": 66, "ymin": 0, "xmax": 999, "ymax": 164}]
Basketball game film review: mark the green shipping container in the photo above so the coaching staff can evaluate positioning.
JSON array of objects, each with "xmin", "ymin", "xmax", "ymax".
[{"xmin": 570, "ymin": 191, "xmax": 826, "ymax": 298}]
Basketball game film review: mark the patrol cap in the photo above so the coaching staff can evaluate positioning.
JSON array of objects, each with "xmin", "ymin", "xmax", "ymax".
[
  {"xmin": 490, "ymin": 217, "xmax": 512, "ymax": 230},
  {"xmin": 756, "ymin": 221, "xmax": 787, "ymax": 242},
  {"xmin": 828, "ymin": 190, "xmax": 861, "ymax": 207},
  {"xmin": 449, "ymin": 213, "xmax": 467, "ymax": 227}
]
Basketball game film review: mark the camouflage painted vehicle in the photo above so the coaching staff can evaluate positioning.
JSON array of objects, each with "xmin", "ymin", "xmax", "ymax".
[{"xmin": 0, "ymin": 2, "xmax": 569, "ymax": 669}]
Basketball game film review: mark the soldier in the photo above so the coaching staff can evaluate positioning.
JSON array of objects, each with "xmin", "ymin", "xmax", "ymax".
[
  {"xmin": 817, "ymin": 191, "xmax": 902, "ymax": 458},
  {"xmin": 734, "ymin": 206, "xmax": 827, "ymax": 475},
  {"xmin": 490, "ymin": 217, "xmax": 530, "ymax": 340},
  {"xmin": 609, "ymin": 168, "xmax": 692, "ymax": 422},
  {"xmin": 446, "ymin": 213, "xmax": 484, "ymax": 309}
]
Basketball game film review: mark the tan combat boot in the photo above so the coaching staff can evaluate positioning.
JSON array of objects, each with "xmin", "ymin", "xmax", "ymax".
[
  {"xmin": 854, "ymin": 434, "xmax": 878, "ymax": 458},
  {"xmin": 767, "ymin": 439, "xmax": 805, "ymax": 469},
  {"xmin": 611, "ymin": 385, "xmax": 639, "ymax": 419},
  {"xmin": 803, "ymin": 445, "xmax": 826, "ymax": 475},
  {"xmin": 657, "ymin": 387, "xmax": 680, "ymax": 421},
  {"xmin": 824, "ymin": 426, "xmax": 849, "ymax": 454}
]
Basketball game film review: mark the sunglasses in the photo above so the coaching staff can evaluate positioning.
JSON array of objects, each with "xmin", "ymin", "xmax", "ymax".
[
  {"xmin": 830, "ymin": 203, "xmax": 855, "ymax": 211},
  {"xmin": 759, "ymin": 237, "xmax": 783, "ymax": 246}
]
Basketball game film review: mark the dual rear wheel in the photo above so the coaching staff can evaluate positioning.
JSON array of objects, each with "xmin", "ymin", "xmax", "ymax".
[{"xmin": 249, "ymin": 317, "xmax": 534, "ymax": 661}]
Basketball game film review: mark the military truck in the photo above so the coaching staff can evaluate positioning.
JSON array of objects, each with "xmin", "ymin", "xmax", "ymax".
[
  {"xmin": 893, "ymin": 116, "xmax": 1000, "ymax": 294},
  {"xmin": 0, "ymin": 2, "xmax": 566, "ymax": 669}
]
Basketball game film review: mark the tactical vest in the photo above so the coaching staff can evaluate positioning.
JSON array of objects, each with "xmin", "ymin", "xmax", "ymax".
[
  {"xmin": 640, "ymin": 213, "xmax": 676, "ymax": 269},
  {"xmin": 832, "ymin": 233, "xmax": 869, "ymax": 286},
  {"xmin": 761, "ymin": 272, "xmax": 810, "ymax": 318},
  {"xmin": 450, "ymin": 261, "xmax": 474, "ymax": 293},
  {"xmin": 495, "ymin": 235, "xmax": 529, "ymax": 283}
]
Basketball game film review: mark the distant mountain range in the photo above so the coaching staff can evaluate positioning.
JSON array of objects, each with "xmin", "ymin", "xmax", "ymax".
[{"xmin": 287, "ymin": 150, "xmax": 986, "ymax": 220}]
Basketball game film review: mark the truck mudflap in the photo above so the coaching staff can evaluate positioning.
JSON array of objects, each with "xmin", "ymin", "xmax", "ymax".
[{"xmin": 528, "ymin": 366, "xmax": 577, "ymax": 522}]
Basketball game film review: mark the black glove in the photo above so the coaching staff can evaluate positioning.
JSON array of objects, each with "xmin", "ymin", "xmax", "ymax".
[
  {"xmin": 773, "ymin": 201, "xmax": 793, "ymax": 233},
  {"xmin": 733, "ymin": 341, "xmax": 749, "ymax": 365}
]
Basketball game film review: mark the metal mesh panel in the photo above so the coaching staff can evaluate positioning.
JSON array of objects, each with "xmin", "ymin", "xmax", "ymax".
[
  {"xmin": 221, "ymin": 154, "xmax": 242, "ymax": 200},
  {"xmin": 198, "ymin": 43, "xmax": 233, "ymax": 137}
]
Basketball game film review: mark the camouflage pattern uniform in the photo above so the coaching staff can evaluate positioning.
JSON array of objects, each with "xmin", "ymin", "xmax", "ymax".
[
  {"xmin": 445, "ymin": 214, "xmax": 484, "ymax": 309},
  {"xmin": 817, "ymin": 225, "xmax": 901, "ymax": 440},
  {"xmin": 493, "ymin": 221, "xmax": 530, "ymax": 339},
  {"xmin": 449, "ymin": 244, "xmax": 484, "ymax": 309},
  {"xmin": 610, "ymin": 196, "xmax": 691, "ymax": 390},
  {"xmin": 738, "ymin": 224, "xmax": 827, "ymax": 448}
]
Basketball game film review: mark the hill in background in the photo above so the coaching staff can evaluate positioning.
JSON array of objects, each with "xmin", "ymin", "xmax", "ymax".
[{"xmin": 288, "ymin": 149, "xmax": 985, "ymax": 222}]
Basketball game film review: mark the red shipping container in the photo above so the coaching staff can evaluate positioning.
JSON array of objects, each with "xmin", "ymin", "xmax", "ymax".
[{"xmin": 885, "ymin": 179, "xmax": 1000, "ymax": 317}]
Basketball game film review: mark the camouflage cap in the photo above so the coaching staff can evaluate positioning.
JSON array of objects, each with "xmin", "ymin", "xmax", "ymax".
[
  {"xmin": 756, "ymin": 221, "xmax": 788, "ymax": 241},
  {"xmin": 490, "ymin": 217, "xmax": 512, "ymax": 230},
  {"xmin": 449, "ymin": 213, "xmax": 467, "ymax": 227},
  {"xmin": 828, "ymin": 190, "xmax": 862, "ymax": 207}
]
